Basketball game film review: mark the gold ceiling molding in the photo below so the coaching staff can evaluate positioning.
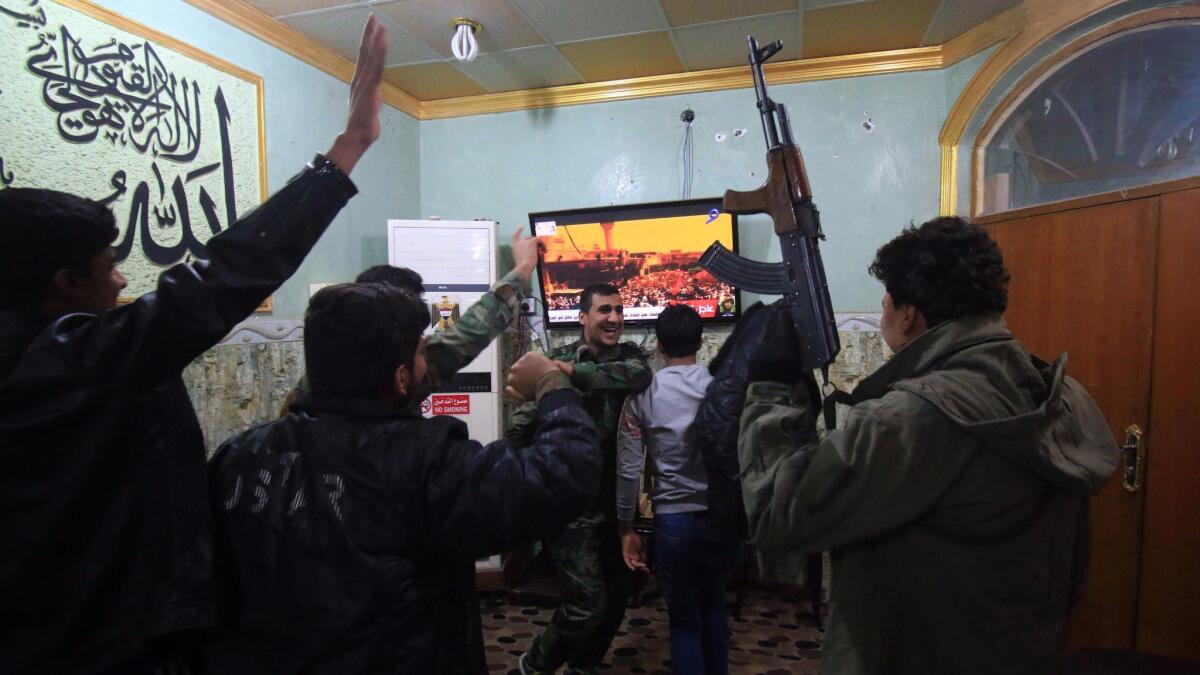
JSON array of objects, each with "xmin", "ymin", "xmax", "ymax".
[
  {"xmin": 937, "ymin": 0, "xmax": 1129, "ymax": 215},
  {"xmin": 182, "ymin": 0, "xmax": 1127, "ymax": 133},
  {"xmin": 420, "ymin": 46, "xmax": 944, "ymax": 120},
  {"xmin": 940, "ymin": 3, "xmax": 1026, "ymax": 66},
  {"xmin": 182, "ymin": 0, "xmax": 421, "ymax": 117},
  {"xmin": 184, "ymin": 0, "xmax": 953, "ymax": 121}
]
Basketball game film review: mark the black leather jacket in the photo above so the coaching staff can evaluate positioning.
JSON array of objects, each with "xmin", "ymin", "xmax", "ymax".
[
  {"xmin": 0, "ymin": 160, "xmax": 357, "ymax": 675},
  {"xmin": 205, "ymin": 388, "xmax": 599, "ymax": 674}
]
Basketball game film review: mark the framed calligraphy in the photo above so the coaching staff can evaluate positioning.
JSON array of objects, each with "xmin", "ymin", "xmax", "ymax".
[{"xmin": 0, "ymin": 0, "xmax": 269, "ymax": 310}]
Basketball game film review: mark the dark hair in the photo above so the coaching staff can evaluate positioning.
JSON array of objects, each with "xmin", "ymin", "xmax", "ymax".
[
  {"xmin": 304, "ymin": 283, "xmax": 430, "ymax": 398},
  {"xmin": 869, "ymin": 216, "xmax": 1009, "ymax": 326},
  {"xmin": 355, "ymin": 265, "xmax": 424, "ymax": 296},
  {"xmin": 655, "ymin": 304, "xmax": 703, "ymax": 358},
  {"xmin": 579, "ymin": 282, "xmax": 621, "ymax": 313},
  {"xmin": 0, "ymin": 188, "xmax": 118, "ymax": 311}
]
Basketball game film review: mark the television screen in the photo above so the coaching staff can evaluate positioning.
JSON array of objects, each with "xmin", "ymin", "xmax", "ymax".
[{"xmin": 529, "ymin": 198, "xmax": 740, "ymax": 328}]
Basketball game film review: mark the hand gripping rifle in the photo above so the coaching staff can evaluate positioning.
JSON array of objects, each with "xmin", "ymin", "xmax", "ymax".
[{"xmin": 700, "ymin": 36, "xmax": 840, "ymax": 375}]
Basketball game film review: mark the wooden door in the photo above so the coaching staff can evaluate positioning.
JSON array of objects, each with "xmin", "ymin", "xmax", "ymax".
[
  {"xmin": 1137, "ymin": 188, "xmax": 1200, "ymax": 659},
  {"xmin": 982, "ymin": 197, "xmax": 1159, "ymax": 650}
]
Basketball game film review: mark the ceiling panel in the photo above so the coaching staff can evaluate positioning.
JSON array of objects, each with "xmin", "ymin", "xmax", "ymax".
[
  {"xmin": 375, "ymin": 0, "xmax": 544, "ymax": 59},
  {"xmin": 558, "ymin": 31, "xmax": 685, "ymax": 82},
  {"xmin": 921, "ymin": 0, "xmax": 1021, "ymax": 45},
  {"xmin": 802, "ymin": 0, "xmax": 943, "ymax": 58},
  {"xmin": 382, "ymin": 62, "xmax": 491, "ymax": 99},
  {"xmin": 510, "ymin": 0, "xmax": 669, "ymax": 43},
  {"xmin": 242, "ymin": 0, "xmax": 361, "ymax": 18},
  {"xmin": 200, "ymin": 0, "xmax": 1028, "ymax": 104},
  {"xmin": 281, "ymin": 7, "xmax": 398, "ymax": 61},
  {"xmin": 806, "ymin": 0, "xmax": 875, "ymax": 8},
  {"xmin": 454, "ymin": 46, "xmax": 584, "ymax": 92},
  {"xmin": 673, "ymin": 12, "xmax": 802, "ymax": 71},
  {"xmin": 659, "ymin": 0, "xmax": 797, "ymax": 28}
]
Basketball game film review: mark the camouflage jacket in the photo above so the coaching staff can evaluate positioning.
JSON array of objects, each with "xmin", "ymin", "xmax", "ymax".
[
  {"xmin": 507, "ymin": 339, "xmax": 650, "ymax": 514},
  {"xmin": 423, "ymin": 270, "xmax": 528, "ymax": 390},
  {"xmin": 290, "ymin": 271, "xmax": 527, "ymax": 404}
]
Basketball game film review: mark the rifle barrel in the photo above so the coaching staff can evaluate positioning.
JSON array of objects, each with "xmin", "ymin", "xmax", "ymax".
[{"xmin": 749, "ymin": 36, "xmax": 780, "ymax": 150}]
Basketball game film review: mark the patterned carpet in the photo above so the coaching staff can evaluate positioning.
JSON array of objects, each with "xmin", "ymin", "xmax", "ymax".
[{"xmin": 481, "ymin": 584, "xmax": 825, "ymax": 674}]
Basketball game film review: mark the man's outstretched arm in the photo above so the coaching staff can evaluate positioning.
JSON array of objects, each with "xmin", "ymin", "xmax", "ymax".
[
  {"xmin": 62, "ymin": 17, "xmax": 390, "ymax": 391},
  {"xmin": 422, "ymin": 227, "xmax": 541, "ymax": 389}
]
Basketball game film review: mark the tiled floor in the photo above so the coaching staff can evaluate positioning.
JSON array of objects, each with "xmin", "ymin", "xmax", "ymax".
[{"xmin": 481, "ymin": 584, "xmax": 825, "ymax": 674}]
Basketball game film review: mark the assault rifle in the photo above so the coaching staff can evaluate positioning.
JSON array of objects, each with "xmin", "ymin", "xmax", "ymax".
[{"xmin": 700, "ymin": 36, "xmax": 840, "ymax": 374}]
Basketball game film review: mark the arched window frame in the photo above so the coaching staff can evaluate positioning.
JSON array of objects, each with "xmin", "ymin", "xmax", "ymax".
[{"xmin": 970, "ymin": 6, "xmax": 1200, "ymax": 216}]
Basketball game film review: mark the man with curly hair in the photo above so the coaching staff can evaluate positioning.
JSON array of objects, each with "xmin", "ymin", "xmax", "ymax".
[{"xmin": 737, "ymin": 216, "xmax": 1120, "ymax": 675}]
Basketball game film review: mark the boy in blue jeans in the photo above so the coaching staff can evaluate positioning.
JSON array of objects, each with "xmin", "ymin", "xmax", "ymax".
[{"xmin": 616, "ymin": 304, "xmax": 741, "ymax": 675}]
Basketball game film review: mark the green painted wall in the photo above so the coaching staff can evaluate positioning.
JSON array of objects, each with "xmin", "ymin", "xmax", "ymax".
[
  {"xmin": 91, "ymin": 0, "xmax": 422, "ymax": 319},
  {"xmin": 421, "ymin": 69, "xmax": 954, "ymax": 312},
  {"xmin": 21, "ymin": 2, "xmax": 997, "ymax": 316}
]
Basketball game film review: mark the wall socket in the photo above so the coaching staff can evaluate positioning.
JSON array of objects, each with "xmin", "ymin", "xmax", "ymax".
[{"xmin": 519, "ymin": 297, "xmax": 537, "ymax": 315}]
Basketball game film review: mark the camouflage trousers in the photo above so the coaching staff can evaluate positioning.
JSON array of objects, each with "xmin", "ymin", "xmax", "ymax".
[{"xmin": 526, "ymin": 511, "xmax": 632, "ymax": 672}]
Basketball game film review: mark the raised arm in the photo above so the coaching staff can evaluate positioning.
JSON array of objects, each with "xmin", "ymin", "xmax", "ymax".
[
  {"xmin": 57, "ymin": 16, "xmax": 390, "ymax": 390},
  {"xmin": 422, "ymin": 227, "xmax": 540, "ymax": 388}
]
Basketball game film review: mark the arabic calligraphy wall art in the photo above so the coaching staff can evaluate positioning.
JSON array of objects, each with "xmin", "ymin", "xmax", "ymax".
[{"xmin": 0, "ymin": 0, "xmax": 267, "ymax": 307}]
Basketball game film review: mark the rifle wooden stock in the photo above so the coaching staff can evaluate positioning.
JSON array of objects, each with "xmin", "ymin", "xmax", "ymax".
[{"xmin": 722, "ymin": 148, "xmax": 814, "ymax": 236}]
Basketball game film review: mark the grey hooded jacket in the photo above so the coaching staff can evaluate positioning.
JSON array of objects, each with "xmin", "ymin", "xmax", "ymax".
[{"xmin": 738, "ymin": 314, "xmax": 1119, "ymax": 675}]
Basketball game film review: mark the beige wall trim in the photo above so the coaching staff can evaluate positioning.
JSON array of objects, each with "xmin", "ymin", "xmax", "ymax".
[
  {"xmin": 421, "ymin": 46, "xmax": 944, "ymax": 120},
  {"xmin": 182, "ymin": 0, "xmax": 421, "ymax": 118},
  {"xmin": 937, "ymin": 0, "xmax": 1128, "ymax": 217}
]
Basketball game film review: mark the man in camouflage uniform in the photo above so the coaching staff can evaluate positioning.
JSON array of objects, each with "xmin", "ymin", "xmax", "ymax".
[
  {"xmin": 510, "ymin": 282, "xmax": 651, "ymax": 675},
  {"xmin": 286, "ymin": 227, "xmax": 534, "ymax": 405}
]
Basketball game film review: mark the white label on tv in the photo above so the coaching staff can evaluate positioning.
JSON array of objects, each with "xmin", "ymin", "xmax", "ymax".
[{"xmin": 534, "ymin": 220, "xmax": 557, "ymax": 236}]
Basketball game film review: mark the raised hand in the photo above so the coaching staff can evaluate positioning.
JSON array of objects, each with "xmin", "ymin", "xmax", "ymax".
[
  {"xmin": 325, "ymin": 14, "xmax": 389, "ymax": 174},
  {"xmin": 510, "ymin": 226, "xmax": 543, "ymax": 284}
]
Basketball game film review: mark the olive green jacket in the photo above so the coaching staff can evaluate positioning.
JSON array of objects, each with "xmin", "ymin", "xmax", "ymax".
[{"xmin": 738, "ymin": 314, "xmax": 1119, "ymax": 675}]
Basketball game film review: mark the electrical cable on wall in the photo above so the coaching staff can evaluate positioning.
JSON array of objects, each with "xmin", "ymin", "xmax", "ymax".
[{"xmin": 680, "ymin": 108, "xmax": 695, "ymax": 199}]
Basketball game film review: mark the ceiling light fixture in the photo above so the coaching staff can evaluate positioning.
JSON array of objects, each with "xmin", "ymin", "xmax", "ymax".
[{"xmin": 450, "ymin": 18, "xmax": 481, "ymax": 62}]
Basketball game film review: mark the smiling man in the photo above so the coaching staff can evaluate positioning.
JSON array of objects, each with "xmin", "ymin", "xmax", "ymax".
[{"xmin": 508, "ymin": 282, "xmax": 651, "ymax": 675}]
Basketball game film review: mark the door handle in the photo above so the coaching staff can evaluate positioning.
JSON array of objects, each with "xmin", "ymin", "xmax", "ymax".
[{"xmin": 1121, "ymin": 424, "xmax": 1146, "ymax": 492}]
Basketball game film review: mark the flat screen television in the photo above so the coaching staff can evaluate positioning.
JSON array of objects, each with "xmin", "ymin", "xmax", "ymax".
[{"xmin": 529, "ymin": 198, "xmax": 740, "ymax": 328}]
